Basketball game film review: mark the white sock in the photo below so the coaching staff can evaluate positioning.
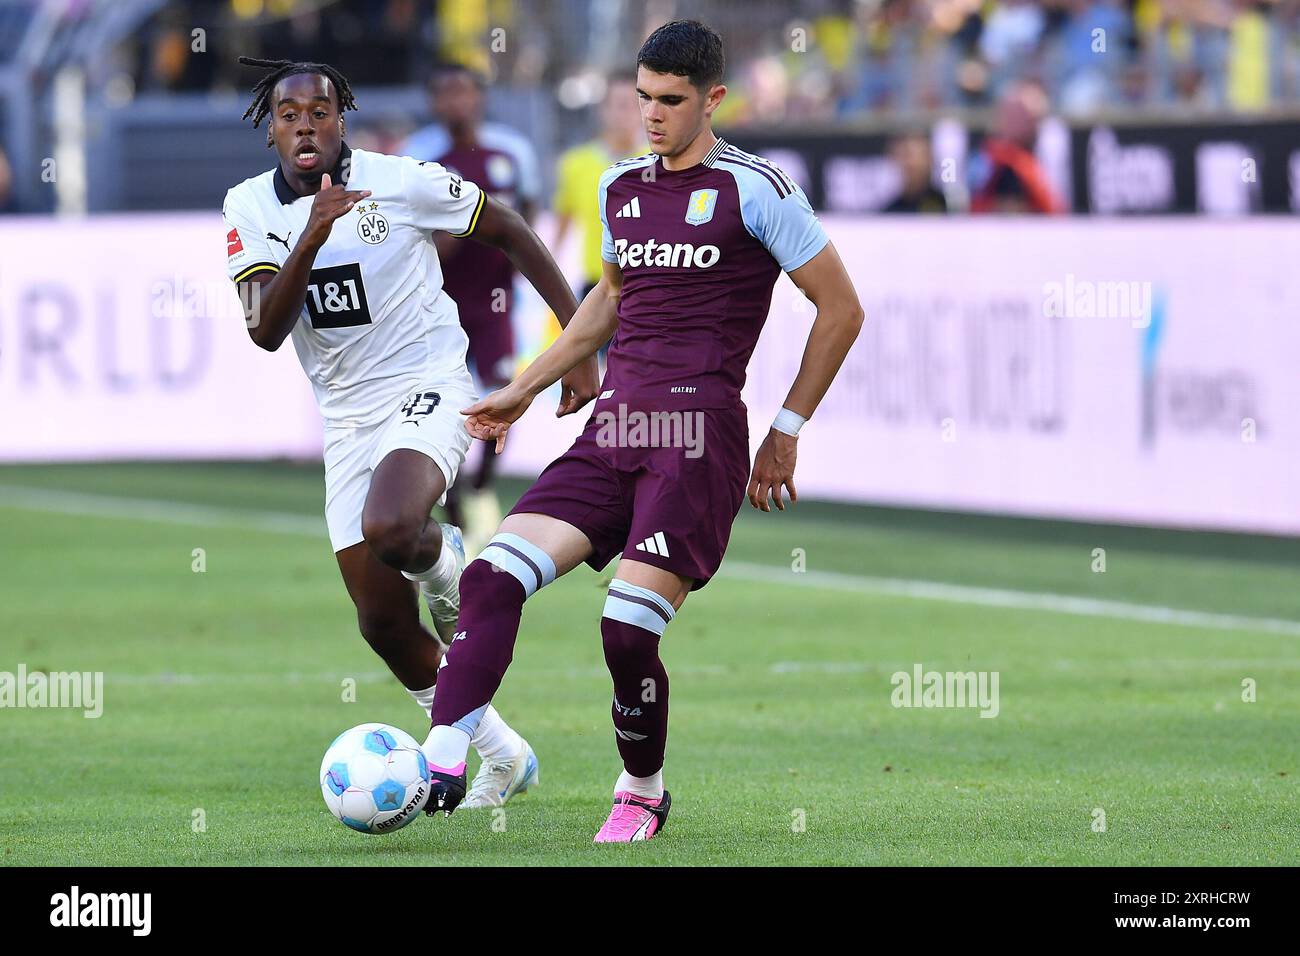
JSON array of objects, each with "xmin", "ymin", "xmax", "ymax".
[
  {"xmin": 615, "ymin": 768, "xmax": 663, "ymax": 801},
  {"xmin": 401, "ymin": 541, "xmax": 458, "ymax": 590},
  {"xmin": 471, "ymin": 705, "xmax": 523, "ymax": 762},
  {"xmin": 407, "ymin": 683, "xmax": 437, "ymax": 718},
  {"xmin": 407, "ymin": 684, "xmax": 521, "ymax": 762},
  {"xmin": 423, "ymin": 724, "xmax": 471, "ymax": 770}
]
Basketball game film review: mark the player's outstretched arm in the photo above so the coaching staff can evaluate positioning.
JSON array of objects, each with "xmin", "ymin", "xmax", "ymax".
[
  {"xmin": 468, "ymin": 196, "xmax": 600, "ymax": 415},
  {"xmin": 238, "ymin": 173, "xmax": 371, "ymax": 351},
  {"xmin": 462, "ymin": 261, "xmax": 622, "ymax": 453},
  {"xmin": 748, "ymin": 242, "xmax": 865, "ymax": 512}
]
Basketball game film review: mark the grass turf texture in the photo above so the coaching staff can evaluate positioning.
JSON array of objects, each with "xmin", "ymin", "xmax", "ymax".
[{"xmin": 0, "ymin": 462, "xmax": 1296, "ymax": 866}]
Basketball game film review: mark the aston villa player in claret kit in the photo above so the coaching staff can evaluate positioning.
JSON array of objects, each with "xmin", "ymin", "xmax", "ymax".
[
  {"xmin": 420, "ymin": 20, "xmax": 865, "ymax": 841},
  {"xmin": 220, "ymin": 57, "xmax": 599, "ymax": 813}
]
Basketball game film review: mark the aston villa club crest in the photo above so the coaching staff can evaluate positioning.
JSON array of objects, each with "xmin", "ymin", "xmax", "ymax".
[{"xmin": 685, "ymin": 188, "xmax": 718, "ymax": 226}]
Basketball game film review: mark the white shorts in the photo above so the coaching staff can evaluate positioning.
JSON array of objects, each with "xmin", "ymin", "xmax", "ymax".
[{"xmin": 323, "ymin": 378, "xmax": 476, "ymax": 553}]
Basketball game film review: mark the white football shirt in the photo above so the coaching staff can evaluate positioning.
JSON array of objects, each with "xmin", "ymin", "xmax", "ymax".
[{"xmin": 222, "ymin": 144, "xmax": 486, "ymax": 426}]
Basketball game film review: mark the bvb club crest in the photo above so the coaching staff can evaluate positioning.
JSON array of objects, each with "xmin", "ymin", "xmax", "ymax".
[{"xmin": 357, "ymin": 204, "xmax": 389, "ymax": 244}]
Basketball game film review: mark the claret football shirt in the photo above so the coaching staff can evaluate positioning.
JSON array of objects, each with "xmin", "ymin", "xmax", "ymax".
[{"xmin": 598, "ymin": 138, "xmax": 829, "ymax": 410}]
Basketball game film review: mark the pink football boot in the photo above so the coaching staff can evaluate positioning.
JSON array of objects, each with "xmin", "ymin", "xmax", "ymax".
[{"xmin": 593, "ymin": 790, "xmax": 671, "ymax": 843}]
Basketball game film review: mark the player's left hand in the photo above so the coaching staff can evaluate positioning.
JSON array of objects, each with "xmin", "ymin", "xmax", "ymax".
[
  {"xmin": 556, "ymin": 355, "xmax": 600, "ymax": 417},
  {"xmin": 462, "ymin": 383, "xmax": 535, "ymax": 454},
  {"xmin": 748, "ymin": 429, "xmax": 798, "ymax": 512}
]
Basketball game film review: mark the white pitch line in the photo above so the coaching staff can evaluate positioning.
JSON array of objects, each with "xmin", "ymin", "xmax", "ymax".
[
  {"xmin": 718, "ymin": 563, "xmax": 1300, "ymax": 637},
  {"xmin": 0, "ymin": 484, "xmax": 325, "ymax": 536},
  {"xmin": 104, "ymin": 663, "xmax": 730, "ymax": 685},
  {"xmin": 3, "ymin": 483, "xmax": 1298, "ymax": 638},
  {"xmin": 108, "ymin": 670, "xmax": 393, "ymax": 686}
]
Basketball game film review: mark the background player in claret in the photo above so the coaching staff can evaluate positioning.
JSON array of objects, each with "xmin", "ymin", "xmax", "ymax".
[
  {"xmin": 418, "ymin": 21, "xmax": 865, "ymax": 841},
  {"xmin": 404, "ymin": 64, "xmax": 543, "ymax": 555},
  {"xmin": 222, "ymin": 58, "xmax": 599, "ymax": 811}
]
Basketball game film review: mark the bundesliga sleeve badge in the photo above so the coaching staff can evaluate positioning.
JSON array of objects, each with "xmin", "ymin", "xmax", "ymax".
[{"xmin": 684, "ymin": 188, "xmax": 718, "ymax": 226}]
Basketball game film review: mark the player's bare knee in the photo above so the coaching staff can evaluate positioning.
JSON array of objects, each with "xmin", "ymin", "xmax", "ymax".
[{"xmin": 361, "ymin": 510, "xmax": 423, "ymax": 569}]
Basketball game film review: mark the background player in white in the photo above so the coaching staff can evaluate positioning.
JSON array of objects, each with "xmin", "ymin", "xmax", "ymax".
[{"xmin": 222, "ymin": 58, "xmax": 599, "ymax": 808}]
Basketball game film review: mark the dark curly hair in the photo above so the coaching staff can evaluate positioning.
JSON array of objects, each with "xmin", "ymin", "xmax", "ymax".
[{"xmin": 237, "ymin": 56, "xmax": 358, "ymax": 128}]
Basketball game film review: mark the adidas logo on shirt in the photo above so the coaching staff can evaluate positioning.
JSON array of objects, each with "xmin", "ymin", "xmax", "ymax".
[
  {"xmin": 634, "ymin": 531, "xmax": 671, "ymax": 557},
  {"xmin": 615, "ymin": 196, "xmax": 642, "ymax": 218}
]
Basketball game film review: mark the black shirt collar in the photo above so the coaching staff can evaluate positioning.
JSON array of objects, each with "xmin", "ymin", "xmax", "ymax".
[{"xmin": 274, "ymin": 142, "xmax": 352, "ymax": 205}]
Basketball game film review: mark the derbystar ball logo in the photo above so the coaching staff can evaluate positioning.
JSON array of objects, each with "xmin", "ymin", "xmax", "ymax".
[
  {"xmin": 374, "ymin": 783, "xmax": 427, "ymax": 830},
  {"xmin": 614, "ymin": 237, "xmax": 720, "ymax": 270}
]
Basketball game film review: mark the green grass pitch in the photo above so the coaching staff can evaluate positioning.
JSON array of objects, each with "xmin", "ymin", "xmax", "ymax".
[{"xmin": 0, "ymin": 462, "xmax": 1296, "ymax": 866}]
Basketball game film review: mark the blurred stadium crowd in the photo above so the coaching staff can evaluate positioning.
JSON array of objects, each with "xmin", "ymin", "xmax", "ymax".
[
  {"xmin": 44, "ymin": 0, "xmax": 1300, "ymax": 117},
  {"xmin": 2, "ymin": 0, "xmax": 1299, "ymax": 215}
]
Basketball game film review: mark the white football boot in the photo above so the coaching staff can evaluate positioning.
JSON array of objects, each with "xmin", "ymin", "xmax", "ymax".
[
  {"xmin": 424, "ymin": 523, "xmax": 466, "ymax": 642},
  {"xmin": 461, "ymin": 738, "xmax": 540, "ymax": 809}
]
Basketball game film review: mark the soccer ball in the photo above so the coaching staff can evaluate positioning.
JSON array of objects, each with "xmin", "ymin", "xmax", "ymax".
[{"xmin": 320, "ymin": 723, "xmax": 430, "ymax": 834}]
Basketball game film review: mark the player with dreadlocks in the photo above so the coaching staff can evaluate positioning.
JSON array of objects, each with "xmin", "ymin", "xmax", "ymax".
[{"xmin": 222, "ymin": 58, "xmax": 601, "ymax": 811}]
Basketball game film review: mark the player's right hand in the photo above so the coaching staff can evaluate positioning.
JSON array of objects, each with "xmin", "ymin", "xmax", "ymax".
[
  {"xmin": 461, "ymin": 384, "xmax": 535, "ymax": 455},
  {"xmin": 556, "ymin": 355, "xmax": 600, "ymax": 417},
  {"xmin": 304, "ymin": 173, "xmax": 371, "ymax": 247},
  {"xmin": 748, "ymin": 429, "xmax": 799, "ymax": 513}
]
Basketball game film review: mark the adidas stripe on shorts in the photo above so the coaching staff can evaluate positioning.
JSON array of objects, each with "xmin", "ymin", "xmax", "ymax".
[{"xmin": 507, "ymin": 396, "xmax": 750, "ymax": 590}]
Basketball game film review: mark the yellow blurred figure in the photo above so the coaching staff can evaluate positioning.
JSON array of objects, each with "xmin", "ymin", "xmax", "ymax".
[
  {"xmin": 1227, "ymin": 6, "xmax": 1271, "ymax": 111},
  {"xmin": 553, "ymin": 74, "xmax": 644, "ymax": 303}
]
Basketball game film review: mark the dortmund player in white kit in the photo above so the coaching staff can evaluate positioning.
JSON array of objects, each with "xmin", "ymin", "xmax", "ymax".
[{"xmin": 221, "ymin": 58, "xmax": 599, "ymax": 809}]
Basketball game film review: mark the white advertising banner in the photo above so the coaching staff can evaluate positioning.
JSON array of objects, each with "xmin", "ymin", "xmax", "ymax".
[
  {"xmin": 2, "ymin": 213, "xmax": 1296, "ymax": 535},
  {"xmin": 0, "ymin": 213, "xmax": 321, "ymax": 460},
  {"xmin": 501, "ymin": 217, "xmax": 1300, "ymax": 536}
]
